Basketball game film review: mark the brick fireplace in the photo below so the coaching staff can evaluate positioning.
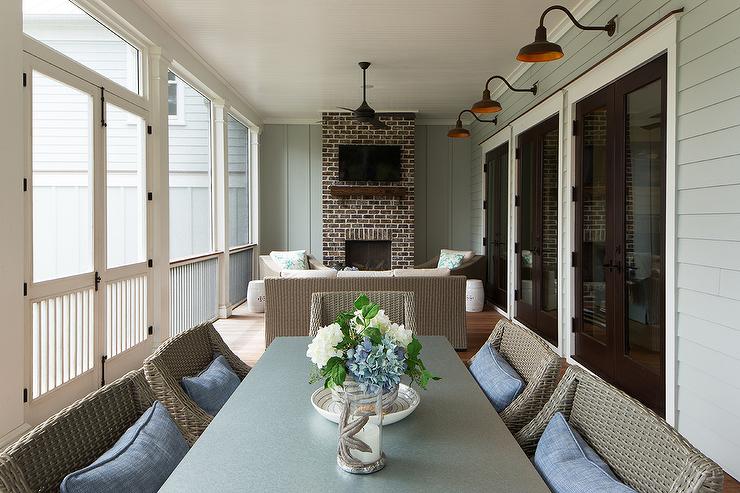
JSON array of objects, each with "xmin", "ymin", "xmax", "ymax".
[{"xmin": 322, "ymin": 112, "xmax": 415, "ymax": 269}]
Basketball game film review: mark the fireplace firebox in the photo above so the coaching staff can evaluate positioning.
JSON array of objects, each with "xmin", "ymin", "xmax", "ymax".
[{"xmin": 345, "ymin": 240, "xmax": 391, "ymax": 271}]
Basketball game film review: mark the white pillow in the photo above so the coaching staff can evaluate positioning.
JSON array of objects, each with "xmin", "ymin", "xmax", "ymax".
[
  {"xmin": 337, "ymin": 270, "xmax": 394, "ymax": 278},
  {"xmin": 440, "ymin": 248, "xmax": 475, "ymax": 261},
  {"xmin": 280, "ymin": 269, "xmax": 337, "ymax": 279},
  {"xmin": 393, "ymin": 268, "xmax": 451, "ymax": 277},
  {"xmin": 270, "ymin": 250, "xmax": 308, "ymax": 270}
]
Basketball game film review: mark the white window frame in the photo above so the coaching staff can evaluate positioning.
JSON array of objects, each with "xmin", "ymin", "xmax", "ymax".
[
  {"xmin": 167, "ymin": 73, "xmax": 186, "ymax": 125},
  {"xmin": 226, "ymin": 111, "xmax": 252, "ymax": 250}
]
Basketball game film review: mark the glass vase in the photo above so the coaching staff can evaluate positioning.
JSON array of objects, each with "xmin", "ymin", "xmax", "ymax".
[{"xmin": 336, "ymin": 380, "xmax": 391, "ymax": 474}]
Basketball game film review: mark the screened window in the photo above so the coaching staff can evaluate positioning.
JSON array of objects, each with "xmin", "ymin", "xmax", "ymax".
[
  {"xmin": 227, "ymin": 115, "xmax": 250, "ymax": 247},
  {"xmin": 168, "ymin": 71, "xmax": 213, "ymax": 260},
  {"xmin": 168, "ymin": 72, "xmax": 185, "ymax": 124},
  {"xmin": 23, "ymin": 0, "xmax": 140, "ymax": 94}
]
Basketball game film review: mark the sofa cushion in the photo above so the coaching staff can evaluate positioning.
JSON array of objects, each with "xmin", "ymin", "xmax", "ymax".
[
  {"xmin": 336, "ymin": 270, "xmax": 394, "ymax": 278},
  {"xmin": 181, "ymin": 355, "xmax": 240, "ymax": 415},
  {"xmin": 270, "ymin": 250, "xmax": 308, "ymax": 270},
  {"xmin": 393, "ymin": 268, "xmax": 451, "ymax": 277},
  {"xmin": 437, "ymin": 251, "xmax": 465, "ymax": 269},
  {"xmin": 440, "ymin": 248, "xmax": 474, "ymax": 261},
  {"xmin": 469, "ymin": 343, "xmax": 525, "ymax": 412},
  {"xmin": 534, "ymin": 412, "xmax": 637, "ymax": 493},
  {"xmin": 281, "ymin": 269, "xmax": 337, "ymax": 279},
  {"xmin": 60, "ymin": 401, "xmax": 188, "ymax": 493}
]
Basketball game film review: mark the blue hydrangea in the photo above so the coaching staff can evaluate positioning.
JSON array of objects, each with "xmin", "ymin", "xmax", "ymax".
[{"xmin": 346, "ymin": 336, "xmax": 407, "ymax": 393}]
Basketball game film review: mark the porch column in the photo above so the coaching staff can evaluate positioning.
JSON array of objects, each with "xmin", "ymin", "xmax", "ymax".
[{"xmin": 213, "ymin": 101, "xmax": 231, "ymax": 318}]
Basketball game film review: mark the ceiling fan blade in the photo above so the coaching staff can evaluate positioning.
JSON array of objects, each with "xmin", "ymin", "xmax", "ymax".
[
  {"xmin": 336, "ymin": 106, "xmax": 356, "ymax": 113},
  {"xmin": 369, "ymin": 118, "xmax": 388, "ymax": 130}
]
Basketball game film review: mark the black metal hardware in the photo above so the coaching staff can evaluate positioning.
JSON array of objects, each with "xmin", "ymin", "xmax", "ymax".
[
  {"xmin": 571, "ymin": 251, "xmax": 577, "ymax": 267},
  {"xmin": 514, "ymin": 289, "xmax": 520, "ymax": 300},
  {"xmin": 94, "ymin": 271, "xmax": 101, "ymax": 291},
  {"xmin": 101, "ymin": 355, "xmax": 107, "ymax": 387},
  {"xmin": 572, "ymin": 317, "xmax": 577, "ymax": 332},
  {"xmin": 147, "ymin": 259, "xmax": 153, "ymax": 268},
  {"xmin": 515, "ymin": 148, "xmax": 521, "ymax": 159},
  {"xmin": 147, "ymin": 192, "xmax": 153, "ymax": 201},
  {"xmin": 572, "ymin": 119, "xmax": 578, "ymax": 136},
  {"xmin": 22, "ymin": 72, "xmax": 27, "ymax": 87},
  {"xmin": 148, "ymin": 326, "xmax": 153, "ymax": 336},
  {"xmin": 23, "ymin": 178, "xmax": 27, "ymax": 192},
  {"xmin": 147, "ymin": 125, "xmax": 153, "ymax": 135},
  {"xmin": 23, "ymin": 388, "xmax": 28, "ymax": 403},
  {"xmin": 514, "ymin": 242, "xmax": 519, "ymax": 254},
  {"xmin": 100, "ymin": 87, "xmax": 107, "ymax": 127},
  {"xmin": 483, "ymin": 162, "xmax": 488, "ymax": 173},
  {"xmin": 23, "ymin": 283, "xmax": 27, "ymax": 296},
  {"xmin": 515, "ymin": 194, "xmax": 520, "ymax": 206},
  {"xmin": 483, "ymin": 200, "xmax": 487, "ymax": 210},
  {"xmin": 571, "ymin": 185, "xmax": 577, "ymax": 202},
  {"xmin": 482, "ymin": 236, "xmax": 487, "ymax": 246}
]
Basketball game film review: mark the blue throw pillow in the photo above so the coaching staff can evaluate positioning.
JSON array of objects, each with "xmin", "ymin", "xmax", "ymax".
[
  {"xmin": 534, "ymin": 412, "xmax": 637, "ymax": 493},
  {"xmin": 181, "ymin": 355, "xmax": 240, "ymax": 415},
  {"xmin": 61, "ymin": 401, "xmax": 188, "ymax": 493},
  {"xmin": 469, "ymin": 343, "xmax": 525, "ymax": 412}
]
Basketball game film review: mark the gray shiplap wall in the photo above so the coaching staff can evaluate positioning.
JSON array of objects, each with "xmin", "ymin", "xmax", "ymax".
[
  {"xmin": 259, "ymin": 124, "xmax": 472, "ymax": 264},
  {"xmin": 466, "ymin": 0, "xmax": 740, "ymax": 477}
]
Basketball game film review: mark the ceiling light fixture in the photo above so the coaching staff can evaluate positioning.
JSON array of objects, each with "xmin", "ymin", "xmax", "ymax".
[
  {"xmin": 471, "ymin": 76, "xmax": 537, "ymax": 114},
  {"xmin": 517, "ymin": 5, "xmax": 617, "ymax": 62},
  {"xmin": 448, "ymin": 110, "xmax": 497, "ymax": 139}
]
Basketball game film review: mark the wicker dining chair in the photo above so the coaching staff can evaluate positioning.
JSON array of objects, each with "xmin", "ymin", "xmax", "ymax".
[
  {"xmin": 143, "ymin": 322, "xmax": 250, "ymax": 442},
  {"xmin": 515, "ymin": 365, "xmax": 724, "ymax": 493},
  {"xmin": 469, "ymin": 319, "xmax": 562, "ymax": 434},
  {"xmin": 0, "ymin": 369, "xmax": 180, "ymax": 493},
  {"xmin": 309, "ymin": 291, "xmax": 416, "ymax": 336}
]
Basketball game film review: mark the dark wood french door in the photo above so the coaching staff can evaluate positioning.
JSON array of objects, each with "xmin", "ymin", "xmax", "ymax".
[
  {"xmin": 516, "ymin": 116, "xmax": 559, "ymax": 346},
  {"xmin": 574, "ymin": 55, "xmax": 667, "ymax": 415},
  {"xmin": 484, "ymin": 143, "xmax": 508, "ymax": 310}
]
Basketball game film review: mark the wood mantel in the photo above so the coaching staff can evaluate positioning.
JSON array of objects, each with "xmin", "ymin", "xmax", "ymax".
[{"xmin": 329, "ymin": 185, "xmax": 408, "ymax": 198}]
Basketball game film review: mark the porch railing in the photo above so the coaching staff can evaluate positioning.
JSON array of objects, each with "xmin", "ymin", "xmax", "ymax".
[
  {"xmin": 169, "ymin": 254, "xmax": 219, "ymax": 337},
  {"xmin": 228, "ymin": 245, "xmax": 254, "ymax": 307}
]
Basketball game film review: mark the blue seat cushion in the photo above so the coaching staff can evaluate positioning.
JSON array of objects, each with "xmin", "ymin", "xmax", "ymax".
[
  {"xmin": 534, "ymin": 412, "xmax": 637, "ymax": 493},
  {"xmin": 181, "ymin": 354, "xmax": 240, "ymax": 415},
  {"xmin": 469, "ymin": 343, "xmax": 525, "ymax": 412},
  {"xmin": 60, "ymin": 401, "xmax": 188, "ymax": 493}
]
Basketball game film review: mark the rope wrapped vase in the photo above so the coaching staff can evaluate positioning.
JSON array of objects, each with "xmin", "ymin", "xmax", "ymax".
[{"xmin": 336, "ymin": 378, "xmax": 396, "ymax": 474}]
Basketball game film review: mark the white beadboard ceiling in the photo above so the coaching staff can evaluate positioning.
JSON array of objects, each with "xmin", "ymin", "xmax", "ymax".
[{"xmin": 138, "ymin": 0, "xmax": 584, "ymax": 122}]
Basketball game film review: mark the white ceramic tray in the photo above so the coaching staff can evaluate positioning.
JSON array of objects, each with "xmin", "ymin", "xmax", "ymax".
[{"xmin": 311, "ymin": 383, "xmax": 420, "ymax": 425}]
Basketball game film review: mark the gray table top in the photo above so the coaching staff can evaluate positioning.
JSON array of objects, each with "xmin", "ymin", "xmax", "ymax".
[{"xmin": 161, "ymin": 336, "xmax": 550, "ymax": 493}]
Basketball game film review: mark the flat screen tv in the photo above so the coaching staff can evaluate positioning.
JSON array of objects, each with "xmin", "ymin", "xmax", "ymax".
[{"xmin": 338, "ymin": 145, "xmax": 402, "ymax": 182}]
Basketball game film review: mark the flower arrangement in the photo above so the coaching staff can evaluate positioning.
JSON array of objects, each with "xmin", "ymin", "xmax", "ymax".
[{"xmin": 307, "ymin": 294, "xmax": 439, "ymax": 393}]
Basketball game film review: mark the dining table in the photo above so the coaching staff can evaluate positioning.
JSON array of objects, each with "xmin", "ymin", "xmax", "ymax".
[{"xmin": 160, "ymin": 336, "xmax": 551, "ymax": 492}]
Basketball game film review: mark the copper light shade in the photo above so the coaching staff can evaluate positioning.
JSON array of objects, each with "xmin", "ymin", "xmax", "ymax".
[
  {"xmin": 448, "ymin": 110, "xmax": 497, "ymax": 139},
  {"xmin": 471, "ymin": 76, "xmax": 537, "ymax": 115},
  {"xmin": 518, "ymin": 6, "xmax": 617, "ymax": 63}
]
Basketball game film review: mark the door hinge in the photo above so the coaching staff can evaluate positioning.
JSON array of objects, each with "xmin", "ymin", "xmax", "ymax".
[
  {"xmin": 147, "ymin": 125, "xmax": 153, "ymax": 135},
  {"xmin": 515, "ymin": 148, "xmax": 521, "ymax": 159},
  {"xmin": 514, "ymin": 289, "xmax": 520, "ymax": 300},
  {"xmin": 23, "ymin": 178, "xmax": 27, "ymax": 192},
  {"xmin": 147, "ymin": 259, "xmax": 153, "ymax": 268},
  {"xmin": 571, "ymin": 185, "xmax": 577, "ymax": 202},
  {"xmin": 483, "ymin": 162, "xmax": 488, "ymax": 173},
  {"xmin": 514, "ymin": 242, "xmax": 519, "ymax": 254},
  {"xmin": 571, "ymin": 251, "xmax": 577, "ymax": 267},
  {"xmin": 22, "ymin": 72, "xmax": 27, "ymax": 87},
  {"xmin": 147, "ymin": 192, "xmax": 153, "ymax": 201},
  {"xmin": 572, "ymin": 120, "xmax": 578, "ymax": 136},
  {"xmin": 147, "ymin": 325, "xmax": 154, "ymax": 336},
  {"xmin": 23, "ymin": 282, "xmax": 27, "ymax": 296},
  {"xmin": 94, "ymin": 271, "xmax": 101, "ymax": 291},
  {"xmin": 482, "ymin": 236, "xmax": 487, "ymax": 246},
  {"xmin": 100, "ymin": 355, "xmax": 107, "ymax": 387},
  {"xmin": 572, "ymin": 317, "xmax": 577, "ymax": 332},
  {"xmin": 483, "ymin": 200, "xmax": 487, "ymax": 210},
  {"xmin": 23, "ymin": 388, "xmax": 28, "ymax": 403},
  {"xmin": 514, "ymin": 195, "xmax": 520, "ymax": 207}
]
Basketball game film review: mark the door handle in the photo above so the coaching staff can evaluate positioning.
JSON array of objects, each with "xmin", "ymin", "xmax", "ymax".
[{"xmin": 602, "ymin": 261, "xmax": 622, "ymax": 273}]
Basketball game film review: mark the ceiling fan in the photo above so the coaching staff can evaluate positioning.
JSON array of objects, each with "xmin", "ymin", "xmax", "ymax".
[{"xmin": 335, "ymin": 62, "xmax": 389, "ymax": 130}]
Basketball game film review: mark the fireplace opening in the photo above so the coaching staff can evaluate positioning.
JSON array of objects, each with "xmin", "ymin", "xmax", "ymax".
[{"xmin": 345, "ymin": 240, "xmax": 391, "ymax": 271}]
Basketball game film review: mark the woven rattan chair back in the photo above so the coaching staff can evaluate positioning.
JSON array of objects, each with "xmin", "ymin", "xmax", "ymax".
[
  {"xmin": 309, "ymin": 291, "xmax": 416, "ymax": 336},
  {"xmin": 515, "ymin": 366, "xmax": 724, "ymax": 493},
  {"xmin": 0, "ymin": 370, "xmax": 156, "ymax": 493},
  {"xmin": 143, "ymin": 323, "xmax": 250, "ymax": 442}
]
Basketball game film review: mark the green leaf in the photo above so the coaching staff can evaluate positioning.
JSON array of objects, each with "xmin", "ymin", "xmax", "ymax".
[
  {"xmin": 406, "ymin": 337, "xmax": 422, "ymax": 359},
  {"xmin": 354, "ymin": 294, "xmax": 370, "ymax": 310},
  {"xmin": 365, "ymin": 304, "xmax": 380, "ymax": 320},
  {"xmin": 361, "ymin": 326, "xmax": 382, "ymax": 345}
]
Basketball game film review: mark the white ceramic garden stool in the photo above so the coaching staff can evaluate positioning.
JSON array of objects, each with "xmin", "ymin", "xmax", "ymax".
[
  {"xmin": 247, "ymin": 280, "xmax": 266, "ymax": 313},
  {"xmin": 466, "ymin": 279, "xmax": 485, "ymax": 312}
]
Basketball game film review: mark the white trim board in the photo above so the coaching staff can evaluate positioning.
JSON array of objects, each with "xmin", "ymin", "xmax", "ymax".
[{"xmin": 479, "ymin": 15, "xmax": 680, "ymax": 425}]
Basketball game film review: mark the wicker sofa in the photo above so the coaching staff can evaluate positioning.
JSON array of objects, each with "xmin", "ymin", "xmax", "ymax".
[
  {"xmin": 470, "ymin": 320, "xmax": 562, "ymax": 434},
  {"xmin": 416, "ymin": 254, "xmax": 486, "ymax": 281},
  {"xmin": 515, "ymin": 366, "xmax": 724, "ymax": 493},
  {"xmin": 309, "ymin": 291, "xmax": 416, "ymax": 336},
  {"xmin": 259, "ymin": 253, "xmax": 331, "ymax": 279},
  {"xmin": 143, "ymin": 323, "xmax": 250, "ymax": 442},
  {"xmin": 0, "ymin": 369, "xmax": 172, "ymax": 493},
  {"xmin": 265, "ymin": 276, "xmax": 467, "ymax": 349}
]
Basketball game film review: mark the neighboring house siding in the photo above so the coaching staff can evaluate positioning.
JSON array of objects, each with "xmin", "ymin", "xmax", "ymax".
[{"xmin": 467, "ymin": 0, "xmax": 740, "ymax": 477}]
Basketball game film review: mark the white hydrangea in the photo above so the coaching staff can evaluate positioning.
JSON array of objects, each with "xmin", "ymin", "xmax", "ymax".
[
  {"xmin": 306, "ymin": 323, "xmax": 344, "ymax": 368},
  {"xmin": 385, "ymin": 322, "xmax": 413, "ymax": 348},
  {"xmin": 353, "ymin": 308, "xmax": 392, "ymax": 333}
]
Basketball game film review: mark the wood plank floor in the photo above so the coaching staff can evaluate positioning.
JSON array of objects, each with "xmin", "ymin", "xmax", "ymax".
[{"xmin": 214, "ymin": 302, "xmax": 740, "ymax": 491}]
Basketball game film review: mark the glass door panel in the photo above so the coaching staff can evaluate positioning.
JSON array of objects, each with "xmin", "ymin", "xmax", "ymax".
[
  {"xmin": 623, "ymin": 79, "xmax": 663, "ymax": 375},
  {"xmin": 32, "ymin": 71, "xmax": 94, "ymax": 283},
  {"xmin": 485, "ymin": 143, "xmax": 508, "ymax": 310},
  {"xmin": 540, "ymin": 128, "xmax": 559, "ymax": 319},
  {"xmin": 519, "ymin": 139, "xmax": 535, "ymax": 308}
]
